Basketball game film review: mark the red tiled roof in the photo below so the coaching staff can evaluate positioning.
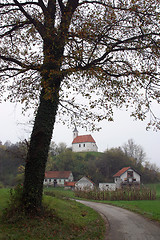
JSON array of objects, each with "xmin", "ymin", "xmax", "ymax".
[
  {"xmin": 45, "ymin": 171, "xmax": 72, "ymax": 179},
  {"xmin": 72, "ymin": 135, "xmax": 96, "ymax": 144},
  {"xmin": 113, "ymin": 167, "xmax": 131, "ymax": 177},
  {"xmin": 64, "ymin": 182, "xmax": 76, "ymax": 187}
]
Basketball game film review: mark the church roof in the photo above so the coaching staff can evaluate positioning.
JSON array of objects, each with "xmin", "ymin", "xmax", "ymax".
[{"xmin": 72, "ymin": 134, "xmax": 96, "ymax": 144}]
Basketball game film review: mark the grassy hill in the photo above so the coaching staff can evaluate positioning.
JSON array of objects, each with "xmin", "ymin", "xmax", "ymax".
[{"xmin": 0, "ymin": 188, "xmax": 105, "ymax": 240}]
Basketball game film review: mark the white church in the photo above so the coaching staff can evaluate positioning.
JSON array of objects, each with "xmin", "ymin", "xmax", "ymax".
[{"xmin": 72, "ymin": 127, "xmax": 98, "ymax": 152}]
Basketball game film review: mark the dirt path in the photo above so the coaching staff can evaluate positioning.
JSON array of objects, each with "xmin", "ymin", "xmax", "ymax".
[{"xmin": 77, "ymin": 200, "xmax": 160, "ymax": 240}]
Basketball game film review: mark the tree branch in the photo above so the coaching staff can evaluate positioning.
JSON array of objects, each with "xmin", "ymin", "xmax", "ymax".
[
  {"xmin": 0, "ymin": 55, "xmax": 40, "ymax": 71},
  {"xmin": 57, "ymin": 0, "xmax": 65, "ymax": 14},
  {"xmin": 0, "ymin": 21, "xmax": 31, "ymax": 38},
  {"xmin": 59, "ymin": 0, "xmax": 79, "ymax": 35},
  {"xmin": 13, "ymin": 0, "xmax": 45, "ymax": 38},
  {"xmin": 38, "ymin": 0, "xmax": 47, "ymax": 14}
]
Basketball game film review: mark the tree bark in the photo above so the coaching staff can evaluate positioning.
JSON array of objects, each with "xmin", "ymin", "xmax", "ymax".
[
  {"xmin": 21, "ymin": 0, "xmax": 79, "ymax": 214},
  {"xmin": 22, "ymin": 85, "xmax": 60, "ymax": 214}
]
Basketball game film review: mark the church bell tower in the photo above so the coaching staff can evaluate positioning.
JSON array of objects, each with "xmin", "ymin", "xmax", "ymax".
[{"xmin": 73, "ymin": 126, "xmax": 78, "ymax": 140}]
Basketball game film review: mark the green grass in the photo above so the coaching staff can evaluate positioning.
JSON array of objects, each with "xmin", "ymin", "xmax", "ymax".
[
  {"xmin": 0, "ymin": 188, "xmax": 10, "ymax": 215},
  {"xmin": 103, "ymin": 200, "xmax": 160, "ymax": 222},
  {"xmin": 0, "ymin": 188, "xmax": 105, "ymax": 240},
  {"xmin": 44, "ymin": 187, "xmax": 75, "ymax": 199},
  {"xmin": 1, "ymin": 184, "xmax": 159, "ymax": 239},
  {"xmin": 44, "ymin": 184, "xmax": 160, "ymax": 222},
  {"xmin": 75, "ymin": 151, "xmax": 103, "ymax": 158},
  {"xmin": 93, "ymin": 183, "xmax": 160, "ymax": 223}
]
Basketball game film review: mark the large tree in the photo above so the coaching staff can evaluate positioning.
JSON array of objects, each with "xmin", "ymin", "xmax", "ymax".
[{"xmin": 0, "ymin": 0, "xmax": 160, "ymax": 213}]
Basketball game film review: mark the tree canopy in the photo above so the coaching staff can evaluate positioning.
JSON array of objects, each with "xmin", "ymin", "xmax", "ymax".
[
  {"xmin": 1, "ymin": 0, "xmax": 160, "ymax": 129},
  {"xmin": 1, "ymin": 0, "xmax": 160, "ymax": 213}
]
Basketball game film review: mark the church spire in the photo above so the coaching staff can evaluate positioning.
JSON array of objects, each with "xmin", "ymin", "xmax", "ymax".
[{"xmin": 73, "ymin": 125, "xmax": 78, "ymax": 140}]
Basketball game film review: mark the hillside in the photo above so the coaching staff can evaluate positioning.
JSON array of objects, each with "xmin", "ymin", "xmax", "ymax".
[
  {"xmin": 47, "ymin": 148, "xmax": 160, "ymax": 184},
  {"xmin": 0, "ymin": 140, "xmax": 160, "ymax": 187}
]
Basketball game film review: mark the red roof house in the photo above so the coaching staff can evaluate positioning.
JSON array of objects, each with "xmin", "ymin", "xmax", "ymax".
[
  {"xmin": 113, "ymin": 167, "xmax": 140, "ymax": 188},
  {"xmin": 44, "ymin": 171, "xmax": 74, "ymax": 186},
  {"xmin": 113, "ymin": 167, "xmax": 131, "ymax": 177}
]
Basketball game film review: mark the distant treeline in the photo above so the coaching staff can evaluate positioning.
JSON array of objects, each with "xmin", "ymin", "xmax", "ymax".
[
  {"xmin": 0, "ymin": 139, "xmax": 160, "ymax": 186},
  {"xmin": 47, "ymin": 139, "xmax": 160, "ymax": 184},
  {"xmin": 0, "ymin": 140, "xmax": 26, "ymax": 186}
]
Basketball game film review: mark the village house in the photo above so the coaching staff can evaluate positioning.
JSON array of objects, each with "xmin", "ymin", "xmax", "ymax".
[
  {"xmin": 75, "ymin": 176, "xmax": 95, "ymax": 190},
  {"xmin": 72, "ymin": 127, "xmax": 98, "ymax": 152},
  {"xmin": 44, "ymin": 171, "xmax": 74, "ymax": 187},
  {"xmin": 113, "ymin": 167, "xmax": 140, "ymax": 188},
  {"xmin": 64, "ymin": 181, "xmax": 76, "ymax": 190}
]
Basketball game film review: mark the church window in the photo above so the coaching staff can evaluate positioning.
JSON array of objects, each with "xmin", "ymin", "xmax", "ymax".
[
  {"xmin": 83, "ymin": 144, "xmax": 85, "ymax": 147},
  {"xmin": 79, "ymin": 144, "xmax": 81, "ymax": 147}
]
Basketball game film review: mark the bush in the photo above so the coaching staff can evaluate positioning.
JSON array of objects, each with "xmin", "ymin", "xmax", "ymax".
[
  {"xmin": 8, "ymin": 184, "xmax": 23, "ymax": 208},
  {"xmin": 2, "ymin": 184, "xmax": 24, "ymax": 222}
]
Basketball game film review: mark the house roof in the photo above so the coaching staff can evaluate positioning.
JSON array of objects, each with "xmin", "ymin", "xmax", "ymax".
[
  {"xmin": 64, "ymin": 181, "xmax": 76, "ymax": 187},
  {"xmin": 113, "ymin": 167, "xmax": 131, "ymax": 177},
  {"xmin": 45, "ymin": 171, "xmax": 72, "ymax": 179},
  {"xmin": 72, "ymin": 135, "xmax": 96, "ymax": 144},
  {"xmin": 76, "ymin": 176, "xmax": 95, "ymax": 185}
]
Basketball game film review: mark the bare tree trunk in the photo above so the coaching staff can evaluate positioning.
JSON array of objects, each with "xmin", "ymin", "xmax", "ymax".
[{"xmin": 22, "ymin": 86, "xmax": 60, "ymax": 214}]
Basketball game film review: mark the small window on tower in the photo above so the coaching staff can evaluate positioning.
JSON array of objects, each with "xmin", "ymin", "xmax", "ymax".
[
  {"xmin": 83, "ymin": 144, "xmax": 85, "ymax": 147},
  {"xmin": 79, "ymin": 144, "xmax": 81, "ymax": 147}
]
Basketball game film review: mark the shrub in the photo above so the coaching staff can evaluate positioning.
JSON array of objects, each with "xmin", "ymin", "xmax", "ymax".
[
  {"xmin": 2, "ymin": 184, "xmax": 25, "ymax": 223},
  {"xmin": 8, "ymin": 184, "xmax": 23, "ymax": 208}
]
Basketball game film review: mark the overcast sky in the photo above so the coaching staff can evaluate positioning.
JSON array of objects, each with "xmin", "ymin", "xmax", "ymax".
[{"xmin": 0, "ymin": 101, "xmax": 160, "ymax": 168}]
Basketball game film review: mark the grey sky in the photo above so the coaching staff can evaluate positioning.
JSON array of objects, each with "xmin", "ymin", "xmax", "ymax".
[{"xmin": 0, "ymin": 101, "xmax": 160, "ymax": 168}]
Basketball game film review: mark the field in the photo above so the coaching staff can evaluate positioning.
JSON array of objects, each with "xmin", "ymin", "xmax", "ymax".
[
  {"xmin": 108, "ymin": 183, "xmax": 159, "ymax": 222},
  {"xmin": 76, "ymin": 183, "xmax": 160, "ymax": 223},
  {"xmin": 0, "ymin": 188, "xmax": 105, "ymax": 240},
  {"xmin": 0, "ymin": 183, "xmax": 159, "ymax": 239},
  {"xmin": 104, "ymin": 200, "xmax": 160, "ymax": 222},
  {"xmin": 45, "ymin": 183, "xmax": 160, "ymax": 223},
  {"xmin": 146, "ymin": 183, "xmax": 160, "ymax": 199}
]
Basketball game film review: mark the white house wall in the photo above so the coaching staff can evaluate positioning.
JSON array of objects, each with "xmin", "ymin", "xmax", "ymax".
[
  {"xmin": 44, "ymin": 178, "xmax": 67, "ymax": 185},
  {"xmin": 99, "ymin": 183, "xmax": 116, "ymax": 191},
  {"xmin": 72, "ymin": 142, "xmax": 98, "ymax": 152},
  {"xmin": 120, "ymin": 170, "xmax": 140, "ymax": 182},
  {"xmin": 75, "ymin": 177, "xmax": 94, "ymax": 190},
  {"xmin": 114, "ymin": 169, "xmax": 140, "ymax": 187},
  {"xmin": 68, "ymin": 173, "xmax": 74, "ymax": 181},
  {"xmin": 43, "ymin": 173, "xmax": 74, "ymax": 186}
]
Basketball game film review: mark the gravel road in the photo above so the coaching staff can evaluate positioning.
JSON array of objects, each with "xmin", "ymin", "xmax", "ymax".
[{"xmin": 77, "ymin": 200, "xmax": 160, "ymax": 240}]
